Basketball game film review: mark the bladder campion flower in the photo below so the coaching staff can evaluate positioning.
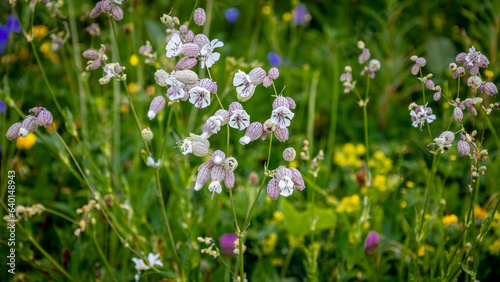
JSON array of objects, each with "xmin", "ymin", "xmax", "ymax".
[{"xmin": 410, "ymin": 104, "xmax": 436, "ymax": 130}]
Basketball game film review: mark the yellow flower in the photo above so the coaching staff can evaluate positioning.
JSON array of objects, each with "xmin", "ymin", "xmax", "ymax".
[
  {"xmin": 443, "ymin": 214, "xmax": 458, "ymax": 226},
  {"xmin": 418, "ymin": 245, "xmax": 435, "ymax": 256},
  {"xmin": 262, "ymin": 233, "xmax": 278, "ymax": 254},
  {"xmin": 355, "ymin": 144, "xmax": 366, "ymax": 155},
  {"xmin": 273, "ymin": 211, "xmax": 284, "ymax": 222},
  {"xmin": 40, "ymin": 42, "xmax": 51, "ymax": 54},
  {"xmin": 474, "ymin": 205, "xmax": 487, "ymax": 219},
  {"xmin": 363, "ymin": 221, "xmax": 370, "ymax": 230},
  {"xmin": 337, "ymin": 195, "xmax": 360, "ymax": 213},
  {"xmin": 373, "ymin": 175, "xmax": 387, "ymax": 192},
  {"xmin": 449, "ymin": 155, "xmax": 456, "ymax": 161},
  {"xmin": 405, "ymin": 181, "xmax": 414, "ymax": 188},
  {"xmin": 130, "ymin": 55, "xmax": 139, "ymax": 67},
  {"xmin": 17, "ymin": 133, "xmax": 37, "ymax": 150},
  {"xmin": 343, "ymin": 143, "xmax": 356, "ymax": 155},
  {"xmin": 289, "ymin": 160, "xmax": 298, "ymax": 168},
  {"xmin": 31, "ymin": 25, "xmax": 49, "ymax": 39},
  {"xmin": 485, "ymin": 70, "xmax": 494, "ymax": 78},
  {"xmin": 262, "ymin": 5, "xmax": 271, "ymax": 15},
  {"xmin": 283, "ymin": 12, "xmax": 292, "ymax": 22},
  {"xmin": 400, "ymin": 201, "xmax": 407, "ymax": 209},
  {"xmin": 128, "ymin": 82, "xmax": 139, "ymax": 93}
]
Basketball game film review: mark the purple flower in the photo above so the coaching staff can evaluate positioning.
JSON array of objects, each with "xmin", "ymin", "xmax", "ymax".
[
  {"xmin": 364, "ymin": 231, "xmax": 380, "ymax": 254},
  {"xmin": 224, "ymin": 8, "xmax": 239, "ymax": 24},
  {"xmin": 1, "ymin": 14, "xmax": 22, "ymax": 54},
  {"xmin": 267, "ymin": 51, "xmax": 281, "ymax": 66},
  {"xmin": 219, "ymin": 233, "xmax": 238, "ymax": 255},
  {"xmin": 0, "ymin": 100, "xmax": 6, "ymax": 114},
  {"xmin": 292, "ymin": 3, "xmax": 311, "ymax": 26}
]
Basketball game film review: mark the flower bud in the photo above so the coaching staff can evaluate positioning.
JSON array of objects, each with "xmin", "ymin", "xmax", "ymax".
[
  {"xmin": 192, "ymin": 141, "xmax": 209, "ymax": 157},
  {"xmin": 289, "ymin": 167, "xmax": 305, "ymax": 191},
  {"xmin": 148, "ymin": 96, "xmax": 166, "ymax": 120},
  {"xmin": 37, "ymin": 109, "xmax": 53, "ymax": 127},
  {"xmin": 449, "ymin": 63, "xmax": 457, "ymax": 70},
  {"xmin": 6, "ymin": 122, "xmax": 22, "ymax": 141},
  {"xmin": 484, "ymin": 82, "xmax": 498, "ymax": 96},
  {"xmin": 197, "ymin": 78, "xmax": 215, "ymax": 93},
  {"xmin": 193, "ymin": 8, "xmax": 206, "ymax": 26},
  {"xmin": 432, "ymin": 92, "xmax": 441, "ymax": 101},
  {"xmin": 185, "ymin": 30, "xmax": 195, "ymax": 42},
  {"xmin": 453, "ymin": 107, "xmax": 463, "ymax": 122},
  {"xmin": 176, "ymin": 70, "xmax": 198, "ymax": 85},
  {"xmin": 283, "ymin": 148, "xmax": 296, "ymax": 161},
  {"xmin": 358, "ymin": 48, "xmax": 370, "ymax": 64},
  {"xmin": 411, "ymin": 64, "xmax": 420, "ymax": 75},
  {"xmin": 228, "ymin": 102, "xmax": 243, "ymax": 116},
  {"xmin": 19, "ymin": 116, "xmax": 39, "ymax": 137},
  {"xmin": 154, "ymin": 69, "xmax": 169, "ymax": 87},
  {"xmin": 215, "ymin": 109, "xmax": 230, "ymax": 125},
  {"xmin": 467, "ymin": 106, "xmax": 477, "ymax": 116},
  {"xmin": 455, "ymin": 52, "xmax": 466, "ymax": 64},
  {"xmin": 425, "ymin": 79, "xmax": 435, "ymax": 90},
  {"xmin": 263, "ymin": 119, "xmax": 276, "ymax": 133},
  {"xmin": 83, "ymin": 49, "xmax": 99, "ymax": 59},
  {"xmin": 141, "ymin": 127, "xmax": 154, "ymax": 141},
  {"xmin": 267, "ymin": 179, "xmax": 280, "ymax": 200},
  {"xmin": 410, "ymin": 55, "xmax": 418, "ymax": 62},
  {"xmin": 239, "ymin": 122, "xmax": 263, "ymax": 145},
  {"xmin": 357, "ymin": 41, "xmax": 365, "ymax": 49},
  {"xmin": 182, "ymin": 43, "xmax": 200, "ymax": 57},
  {"xmin": 263, "ymin": 76, "xmax": 272, "ymax": 88},
  {"xmin": 195, "ymin": 162, "xmax": 212, "ymax": 190},
  {"xmin": 111, "ymin": 6, "xmax": 123, "ymax": 21},
  {"xmin": 364, "ymin": 231, "xmax": 380, "ymax": 254},
  {"xmin": 211, "ymin": 165, "xmax": 225, "ymax": 182},
  {"xmin": 274, "ymin": 126, "xmax": 289, "ymax": 142},
  {"xmin": 268, "ymin": 67, "xmax": 279, "ymax": 80},
  {"xmin": 456, "ymin": 67, "xmax": 465, "ymax": 76},
  {"xmin": 249, "ymin": 67, "xmax": 266, "ymax": 85},
  {"xmin": 175, "ymin": 57, "xmax": 198, "ymax": 70},
  {"xmin": 225, "ymin": 171, "xmax": 235, "ymax": 188},
  {"xmin": 368, "ymin": 59, "xmax": 380, "ymax": 72},
  {"xmin": 179, "ymin": 24, "xmax": 188, "ymax": 34},
  {"xmin": 457, "ymin": 140, "xmax": 470, "ymax": 156},
  {"xmin": 286, "ymin": 97, "xmax": 296, "ymax": 110},
  {"xmin": 272, "ymin": 96, "xmax": 290, "ymax": 110},
  {"xmin": 469, "ymin": 65, "xmax": 479, "ymax": 76},
  {"xmin": 416, "ymin": 57, "xmax": 426, "ymax": 67}
]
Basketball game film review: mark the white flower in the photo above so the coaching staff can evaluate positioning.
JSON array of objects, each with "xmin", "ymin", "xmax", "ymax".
[
  {"xmin": 188, "ymin": 86, "xmax": 211, "ymax": 109},
  {"xmin": 146, "ymin": 157, "xmax": 161, "ymax": 168},
  {"xmin": 147, "ymin": 253, "xmax": 164, "ymax": 268},
  {"xmin": 233, "ymin": 70, "xmax": 256, "ymax": 102},
  {"xmin": 271, "ymin": 106, "xmax": 294, "ymax": 128},
  {"xmin": 208, "ymin": 181, "xmax": 222, "ymax": 199},
  {"xmin": 165, "ymin": 71, "xmax": 186, "ymax": 101},
  {"xmin": 410, "ymin": 104, "xmax": 436, "ymax": 131},
  {"xmin": 103, "ymin": 63, "xmax": 116, "ymax": 78},
  {"xmin": 206, "ymin": 116, "xmax": 223, "ymax": 134},
  {"xmin": 200, "ymin": 39, "xmax": 223, "ymax": 68},
  {"xmin": 229, "ymin": 109, "xmax": 250, "ymax": 131},
  {"xmin": 180, "ymin": 138, "xmax": 193, "ymax": 155},
  {"xmin": 166, "ymin": 33, "xmax": 183, "ymax": 58},
  {"xmin": 278, "ymin": 176, "xmax": 294, "ymax": 197},
  {"xmin": 465, "ymin": 46, "xmax": 480, "ymax": 67},
  {"xmin": 132, "ymin": 257, "xmax": 149, "ymax": 272}
]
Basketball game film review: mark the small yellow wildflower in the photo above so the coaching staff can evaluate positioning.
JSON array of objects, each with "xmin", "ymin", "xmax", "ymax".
[
  {"xmin": 145, "ymin": 85, "xmax": 155, "ymax": 96},
  {"xmin": 484, "ymin": 70, "xmax": 494, "ymax": 78},
  {"xmin": 373, "ymin": 175, "xmax": 387, "ymax": 192},
  {"xmin": 262, "ymin": 233, "xmax": 278, "ymax": 254},
  {"xmin": 343, "ymin": 143, "xmax": 356, "ymax": 155},
  {"xmin": 443, "ymin": 214, "xmax": 458, "ymax": 226},
  {"xmin": 355, "ymin": 144, "xmax": 366, "ymax": 155},
  {"xmin": 418, "ymin": 246, "xmax": 426, "ymax": 256},
  {"xmin": 40, "ymin": 42, "xmax": 51, "ymax": 54},
  {"xmin": 289, "ymin": 160, "xmax": 298, "ymax": 168},
  {"xmin": 363, "ymin": 221, "xmax": 370, "ymax": 230},
  {"xmin": 31, "ymin": 25, "xmax": 48, "ymax": 39},
  {"xmin": 128, "ymin": 82, "xmax": 139, "ymax": 93},
  {"xmin": 449, "ymin": 155, "xmax": 456, "ymax": 161},
  {"xmin": 360, "ymin": 186, "xmax": 367, "ymax": 195},
  {"xmin": 17, "ymin": 133, "xmax": 37, "ymax": 150},
  {"xmin": 130, "ymin": 54, "xmax": 139, "ymax": 66},
  {"xmin": 489, "ymin": 239, "xmax": 500, "ymax": 255},
  {"xmin": 283, "ymin": 12, "xmax": 292, "ymax": 22},
  {"xmin": 400, "ymin": 201, "xmax": 407, "ymax": 209},
  {"xmin": 273, "ymin": 211, "xmax": 284, "ymax": 222},
  {"xmin": 405, "ymin": 181, "xmax": 414, "ymax": 188},
  {"xmin": 262, "ymin": 5, "xmax": 271, "ymax": 15},
  {"xmin": 474, "ymin": 205, "xmax": 487, "ymax": 219},
  {"xmin": 337, "ymin": 194, "xmax": 360, "ymax": 213}
]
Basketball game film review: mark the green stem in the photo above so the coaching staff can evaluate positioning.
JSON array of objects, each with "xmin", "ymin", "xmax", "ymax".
[
  {"xmin": 27, "ymin": 233, "xmax": 73, "ymax": 281},
  {"xmin": 92, "ymin": 228, "xmax": 119, "ymax": 281},
  {"xmin": 159, "ymin": 103, "xmax": 176, "ymax": 159}
]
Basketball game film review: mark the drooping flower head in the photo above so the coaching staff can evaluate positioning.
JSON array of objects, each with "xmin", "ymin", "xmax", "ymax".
[
  {"xmin": 200, "ymin": 39, "xmax": 224, "ymax": 68},
  {"xmin": 166, "ymin": 33, "xmax": 183, "ymax": 58},
  {"xmin": 410, "ymin": 104, "xmax": 436, "ymax": 131}
]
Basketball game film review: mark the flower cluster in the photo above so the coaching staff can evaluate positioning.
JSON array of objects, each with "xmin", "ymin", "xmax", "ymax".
[
  {"xmin": 6, "ymin": 107, "xmax": 53, "ymax": 141},
  {"xmin": 194, "ymin": 150, "xmax": 237, "ymax": 199},
  {"xmin": 138, "ymin": 41, "xmax": 157, "ymax": 64},
  {"xmin": 266, "ymin": 148, "xmax": 305, "ymax": 200},
  {"xmin": 409, "ymin": 103, "xmax": 436, "ymax": 131},
  {"xmin": 340, "ymin": 41, "xmax": 381, "ymax": 93},
  {"xmin": 90, "ymin": 0, "xmax": 125, "ymax": 21},
  {"xmin": 131, "ymin": 253, "xmax": 163, "ymax": 282}
]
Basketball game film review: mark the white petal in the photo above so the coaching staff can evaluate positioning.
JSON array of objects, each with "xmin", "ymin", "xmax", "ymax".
[
  {"xmin": 233, "ymin": 71, "xmax": 246, "ymax": 86},
  {"xmin": 211, "ymin": 39, "xmax": 224, "ymax": 49}
]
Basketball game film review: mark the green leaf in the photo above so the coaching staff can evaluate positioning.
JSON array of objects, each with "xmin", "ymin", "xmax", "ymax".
[{"xmin": 281, "ymin": 199, "xmax": 336, "ymax": 237}]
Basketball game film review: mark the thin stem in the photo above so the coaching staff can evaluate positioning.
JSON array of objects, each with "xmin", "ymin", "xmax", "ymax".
[
  {"xmin": 122, "ymin": 80, "xmax": 151, "ymax": 155},
  {"xmin": 159, "ymin": 103, "xmax": 176, "ymax": 159},
  {"xmin": 28, "ymin": 233, "xmax": 73, "ymax": 281},
  {"xmin": 92, "ymin": 228, "xmax": 119, "ymax": 281}
]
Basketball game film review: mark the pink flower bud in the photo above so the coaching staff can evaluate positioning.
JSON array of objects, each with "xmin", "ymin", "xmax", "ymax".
[
  {"xmin": 411, "ymin": 64, "xmax": 420, "ymax": 75},
  {"xmin": 267, "ymin": 179, "xmax": 280, "ymax": 200},
  {"xmin": 274, "ymin": 127, "xmax": 289, "ymax": 142},
  {"xmin": 182, "ymin": 43, "xmax": 200, "ymax": 57},
  {"xmin": 19, "ymin": 116, "xmax": 39, "ymax": 137},
  {"xmin": 358, "ymin": 49, "xmax": 370, "ymax": 64},
  {"xmin": 185, "ymin": 30, "xmax": 195, "ymax": 42},
  {"xmin": 179, "ymin": 24, "xmax": 188, "ymax": 34},
  {"xmin": 416, "ymin": 57, "xmax": 426, "ymax": 67},
  {"xmin": 453, "ymin": 107, "xmax": 463, "ymax": 122},
  {"xmin": 456, "ymin": 67, "xmax": 465, "ymax": 76},
  {"xmin": 195, "ymin": 163, "xmax": 212, "ymax": 190},
  {"xmin": 268, "ymin": 67, "xmax": 279, "ymax": 80},
  {"xmin": 249, "ymin": 67, "xmax": 266, "ymax": 85},
  {"xmin": 283, "ymin": 148, "xmax": 296, "ymax": 161},
  {"xmin": 176, "ymin": 57, "xmax": 198, "ymax": 70},
  {"xmin": 433, "ymin": 92, "xmax": 441, "ymax": 101},
  {"xmin": 272, "ymin": 96, "xmax": 290, "ymax": 110},
  {"xmin": 364, "ymin": 231, "xmax": 380, "ymax": 254},
  {"xmin": 485, "ymin": 82, "xmax": 498, "ymax": 96},
  {"xmin": 197, "ymin": 78, "xmax": 214, "ymax": 93},
  {"xmin": 215, "ymin": 109, "xmax": 230, "ymax": 125},
  {"xmin": 194, "ymin": 34, "xmax": 210, "ymax": 48},
  {"xmin": 89, "ymin": 2, "xmax": 103, "ymax": 18},
  {"xmin": 83, "ymin": 49, "xmax": 99, "ymax": 59},
  {"xmin": 6, "ymin": 122, "xmax": 22, "ymax": 141},
  {"xmin": 111, "ymin": 6, "xmax": 124, "ymax": 21},
  {"xmin": 458, "ymin": 103, "xmax": 465, "ymax": 110},
  {"xmin": 148, "ymin": 96, "xmax": 166, "ymax": 120},
  {"xmin": 115, "ymin": 64, "xmax": 123, "ymax": 73},
  {"xmin": 29, "ymin": 107, "xmax": 44, "ymax": 116},
  {"xmin": 139, "ymin": 45, "xmax": 152, "ymax": 54},
  {"xmin": 225, "ymin": 171, "xmax": 235, "ymax": 188},
  {"xmin": 211, "ymin": 165, "xmax": 225, "ymax": 182},
  {"xmin": 90, "ymin": 59, "xmax": 101, "ymax": 70},
  {"xmin": 211, "ymin": 81, "xmax": 218, "ymax": 93},
  {"xmin": 263, "ymin": 76, "xmax": 272, "ymax": 88},
  {"xmin": 101, "ymin": 0, "xmax": 112, "ymax": 12},
  {"xmin": 193, "ymin": 8, "xmax": 206, "ymax": 26},
  {"xmin": 239, "ymin": 122, "xmax": 263, "ymax": 145},
  {"xmin": 228, "ymin": 102, "xmax": 243, "ymax": 116},
  {"xmin": 467, "ymin": 106, "xmax": 477, "ymax": 116},
  {"xmin": 286, "ymin": 97, "xmax": 296, "ymax": 110},
  {"xmin": 469, "ymin": 65, "xmax": 479, "ymax": 76},
  {"xmin": 457, "ymin": 140, "xmax": 470, "ymax": 156},
  {"xmin": 289, "ymin": 167, "xmax": 305, "ymax": 191},
  {"xmin": 425, "ymin": 79, "xmax": 435, "ymax": 90},
  {"xmin": 212, "ymin": 150, "xmax": 226, "ymax": 165},
  {"xmin": 455, "ymin": 52, "xmax": 466, "ymax": 64},
  {"xmin": 37, "ymin": 110, "xmax": 53, "ymax": 127}
]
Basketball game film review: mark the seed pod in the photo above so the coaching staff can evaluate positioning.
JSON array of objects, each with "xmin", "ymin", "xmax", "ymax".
[
  {"xmin": 6, "ymin": 122, "xmax": 22, "ymax": 141},
  {"xmin": 268, "ymin": 67, "xmax": 279, "ymax": 80},
  {"xmin": 286, "ymin": 97, "xmax": 296, "ymax": 110},
  {"xmin": 416, "ymin": 57, "xmax": 426, "ymax": 67},
  {"xmin": 263, "ymin": 76, "xmax": 272, "ymax": 88},
  {"xmin": 37, "ymin": 109, "xmax": 53, "ymax": 127},
  {"xmin": 195, "ymin": 164, "xmax": 212, "ymax": 190},
  {"xmin": 467, "ymin": 76, "xmax": 481, "ymax": 89},
  {"xmin": 249, "ymin": 67, "xmax": 266, "ymax": 85},
  {"xmin": 267, "ymin": 179, "xmax": 280, "ymax": 200},
  {"xmin": 467, "ymin": 106, "xmax": 477, "ymax": 116},
  {"xmin": 433, "ymin": 92, "xmax": 441, "ymax": 101},
  {"xmin": 425, "ymin": 79, "xmax": 435, "ymax": 90},
  {"xmin": 176, "ymin": 70, "xmax": 198, "ymax": 85},
  {"xmin": 179, "ymin": 25, "xmax": 188, "ymax": 34},
  {"xmin": 411, "ymin": 64, "xmax": 420, "ymax": 75},
  {"xmin": 148, "ymin": 96, "xmax": 166, "ymax": 120},
  {"xmin": 19, "ymin": 116, "xmax": 39, "ymax": 137},
  {"xmin": 439, "ymin": 131, "xmax": 455, "ymax": 145},
  {"xmin": 193, "ymin": 8, "xmax": 206, "ymax": 26},
  {"xmin": 283, "ymin": 148, "xmax": 296, "ymax": 162}
]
